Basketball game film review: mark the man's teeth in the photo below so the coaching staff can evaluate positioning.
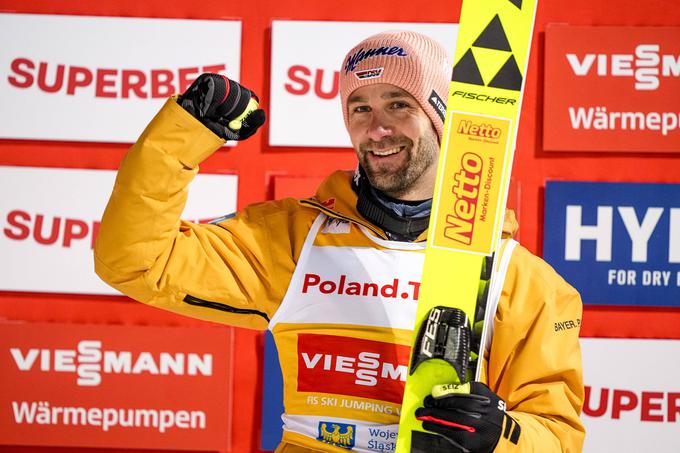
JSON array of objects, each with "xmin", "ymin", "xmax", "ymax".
[{"xmin": 372, "ymin": 146, "xmax": 402, "ymax": 156}]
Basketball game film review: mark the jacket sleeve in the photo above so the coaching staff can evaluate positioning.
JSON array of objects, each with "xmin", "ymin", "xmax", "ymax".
[
  {"xmin": 94, "ymin": 98, "xmax": 300, "ymax": 330},
  {"xmin": 489, "ymin": 245, "xmax": 585, "ymax": 452}
]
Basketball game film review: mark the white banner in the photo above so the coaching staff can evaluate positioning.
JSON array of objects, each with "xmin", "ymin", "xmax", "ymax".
[
  {"xmin": 269, "ymin": 20, "xmax": 458, "ymax": 148},
  {"xmin": 0, "ymin": 14, "xmax": 241, "ymax": 143},
  {"xmin": 581, "ymin": 338, "xmax": 680, "ymax": 453},
  {"xmin": 0, "ymin": 166, "xmax": 238, "ymax": 295}
]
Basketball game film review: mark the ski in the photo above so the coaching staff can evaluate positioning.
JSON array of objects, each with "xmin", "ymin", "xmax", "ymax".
[{"xmin": 395, "ymin": 0, "xmax": 538, "ymax": 451}]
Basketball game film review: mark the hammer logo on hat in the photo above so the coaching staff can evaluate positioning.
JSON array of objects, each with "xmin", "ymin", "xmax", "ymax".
[{"xmin": 344, "ymin": 46, "xmax": 408, "ymax": 74}]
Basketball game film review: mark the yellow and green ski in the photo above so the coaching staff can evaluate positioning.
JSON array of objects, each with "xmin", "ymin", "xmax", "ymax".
[{"xmin": 396, "ymin": 0, "xmax": 538, "ymax": 451}]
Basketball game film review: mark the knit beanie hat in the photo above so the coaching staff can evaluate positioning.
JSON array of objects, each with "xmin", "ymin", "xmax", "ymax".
[{"xmin": 339, "ymin": 30, "xmax": 451, "ymax": 140}]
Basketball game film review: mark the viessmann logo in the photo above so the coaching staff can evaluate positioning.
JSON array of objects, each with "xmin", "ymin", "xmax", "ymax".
[
  {"xmin": 297, "ymin": 334, "xmax": 410, "ymax": 404},
  {"xmin": 302, "ymin": 273, "xmax": 421, "ymax": 301},
  {"xmin": 10, "ymin": 340, "xmax": 213, "ymax": 386},
  {"xmin": 566, "ymin": 45, "xmax": 680, "ymax": 90}
]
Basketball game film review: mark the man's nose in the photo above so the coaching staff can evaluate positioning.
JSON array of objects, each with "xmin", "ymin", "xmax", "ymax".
[{"xmin": 366, "ymin": 111, "xmax": 394, "ymax": 142}]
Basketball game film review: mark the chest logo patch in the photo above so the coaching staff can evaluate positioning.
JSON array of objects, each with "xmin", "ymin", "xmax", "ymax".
[{"xmin": 298, "ymin": 334, "xmax": 410, "ymax": 404}]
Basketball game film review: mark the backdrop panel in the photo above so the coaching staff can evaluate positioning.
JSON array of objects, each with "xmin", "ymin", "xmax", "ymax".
[
  {"xmin": 0, "ymin": 321, "xmax": 234, "ymax": 451},
  {"xmin": 0, "ymin": 14, "xmax": 241, "ymax": 144},
  {"xmin": 0, "ymin": 166, "xmax": 238, "ymax": 295}
]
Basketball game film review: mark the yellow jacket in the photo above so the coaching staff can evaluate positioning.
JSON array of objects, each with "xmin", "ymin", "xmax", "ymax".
[{"xmin": 95, "ymin": 99, "xmax": 585, "ymax": 452}]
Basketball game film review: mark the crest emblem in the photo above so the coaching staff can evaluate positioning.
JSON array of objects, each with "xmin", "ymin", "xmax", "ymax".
[{"xmin": 317, "ymin": 421, "xmax": 356, "ymax": 449}]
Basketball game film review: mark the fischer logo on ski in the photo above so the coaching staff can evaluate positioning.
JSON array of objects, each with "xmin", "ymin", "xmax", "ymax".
[{"xmin": 452, "ymin": 14, "xmax": 524, "ymax": 91}]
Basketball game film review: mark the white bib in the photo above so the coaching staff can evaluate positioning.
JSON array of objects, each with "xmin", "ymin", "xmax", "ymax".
[{"xmin": 269, "ymin": 213, "xmax": 516, "ymax": 452}]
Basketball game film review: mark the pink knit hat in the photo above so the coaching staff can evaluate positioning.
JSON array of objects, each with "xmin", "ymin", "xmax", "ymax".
[{"xmin": 339, "ymin": 30, "xmax": 451, "ymax": 139}]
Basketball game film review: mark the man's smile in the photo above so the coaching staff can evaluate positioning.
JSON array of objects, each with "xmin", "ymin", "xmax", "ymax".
[{"xmin": 369, "ymin": 145, "xmax": 405, "ymax": 157}]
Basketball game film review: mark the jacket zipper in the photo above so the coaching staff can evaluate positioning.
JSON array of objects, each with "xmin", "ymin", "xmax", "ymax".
[{"xmin": 183, "ymin": 294, "xmax": 270, "ymax": 322}]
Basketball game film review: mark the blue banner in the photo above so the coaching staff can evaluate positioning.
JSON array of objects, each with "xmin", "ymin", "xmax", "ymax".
[{"xmin": 544, "ymin": 181, "xmax": 680, "ymax": 307}]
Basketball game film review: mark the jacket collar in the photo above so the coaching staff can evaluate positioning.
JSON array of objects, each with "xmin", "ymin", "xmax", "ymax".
[
  {"xmin": 299, "ymin": 170, "xmax": 389, "ymax": 238},
  {"xmin": 299, "ymin": 170, "xmax": 519, "ymax": 242}
]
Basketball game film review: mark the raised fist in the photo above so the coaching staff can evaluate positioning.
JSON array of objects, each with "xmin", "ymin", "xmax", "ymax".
[{"xmin": 179, "ymin": 73, "xmax": 265, "ymax": 141}]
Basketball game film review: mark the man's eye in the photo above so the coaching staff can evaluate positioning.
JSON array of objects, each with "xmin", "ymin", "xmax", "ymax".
[
  {"xmin": 390, "ymin": 101, "xmax": 409, "ymax": 109},
  {"xmin": 353, "ymin": 105, "xmax": 371, "ymax": 113}
]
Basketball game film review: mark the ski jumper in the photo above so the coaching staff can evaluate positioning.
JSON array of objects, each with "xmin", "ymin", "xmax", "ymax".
[{"xmin": 95, "ymin": 99, "xmax": 585, "ymax": 452}]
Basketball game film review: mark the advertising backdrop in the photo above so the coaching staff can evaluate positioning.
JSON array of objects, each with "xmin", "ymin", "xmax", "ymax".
[
  {"xmin": 0, "ymin": 321, "xmax": 234, "ymax": 450},
  {"xmin": 0, "ymin": 14, "xmax": 242, "ymax": 143},
  {"xmin": 581, "ymin": 338, "xmax": 680, "ymax": 453},
  {"xmin": 0, "ymin": 2, "xmax": 679, "ymax": 452},
  {"xmin": 0, "ymin": 167, "xmax": 238, "ymax": 295},
  {"xmin": 543, "ymin": 25, "xmax": 680, "ymax": 152},
  {"xmin": 544, "ymin": 181, "xmax": 680, "ymax": 307}
]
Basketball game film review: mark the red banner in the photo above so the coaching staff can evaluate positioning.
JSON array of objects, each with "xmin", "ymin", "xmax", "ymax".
[
  {"xmin": 0, "ymin": 321, "xmax": 233, "ymax": 451},
  {"xmin": 297, "ymin": 334, "xmax": 410, "ymax": 404},
  {"xmin": 543, "ymin": 25, "xmax": 680, "ymax": 152}
]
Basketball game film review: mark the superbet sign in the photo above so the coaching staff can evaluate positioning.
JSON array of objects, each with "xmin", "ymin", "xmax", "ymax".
[
  {"xmin": 269, "ymin": 20, "xmax": 458, "ymax": 148},
  {"xmin": 0, "ymin": 321, "xmax": 233, "ymax": 450},
  {"xmin": 581, "ymin": 338, "xmax": 680, "ymax": 453},
  {"xmin": 543, "ymin": 25, "xmax": 680, "ymax": 152},
  {"xmin": 0, "ymin": 166, "xmax": 237, "ymax": 295},
  {"xmin": 0, "ymin": 14, "xmax": 241, "ymax": 143}
]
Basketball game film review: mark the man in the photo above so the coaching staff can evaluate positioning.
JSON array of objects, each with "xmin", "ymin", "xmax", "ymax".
[{"xmin": 95, "ymin": 30, "xmax": 584, "ymax": 452}]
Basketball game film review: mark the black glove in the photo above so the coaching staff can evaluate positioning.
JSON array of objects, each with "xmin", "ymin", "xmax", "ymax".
[
  {"xmin": 415, "ymin": 382, "xmax": 520, "ymax": 453},
  {"xmin": 178, "ymin": 73, "xmax": 265, "ymax": 141}
]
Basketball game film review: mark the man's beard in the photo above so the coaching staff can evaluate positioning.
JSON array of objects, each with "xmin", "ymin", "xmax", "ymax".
[{"xmin": 358, "ymin": 130, "xmax": 438, "ymax": 198}]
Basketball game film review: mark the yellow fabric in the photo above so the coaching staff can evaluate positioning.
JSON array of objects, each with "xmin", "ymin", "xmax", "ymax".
[{"xmin": 95, "ymin": 98, "xmax": 584, "ymax": 452}]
